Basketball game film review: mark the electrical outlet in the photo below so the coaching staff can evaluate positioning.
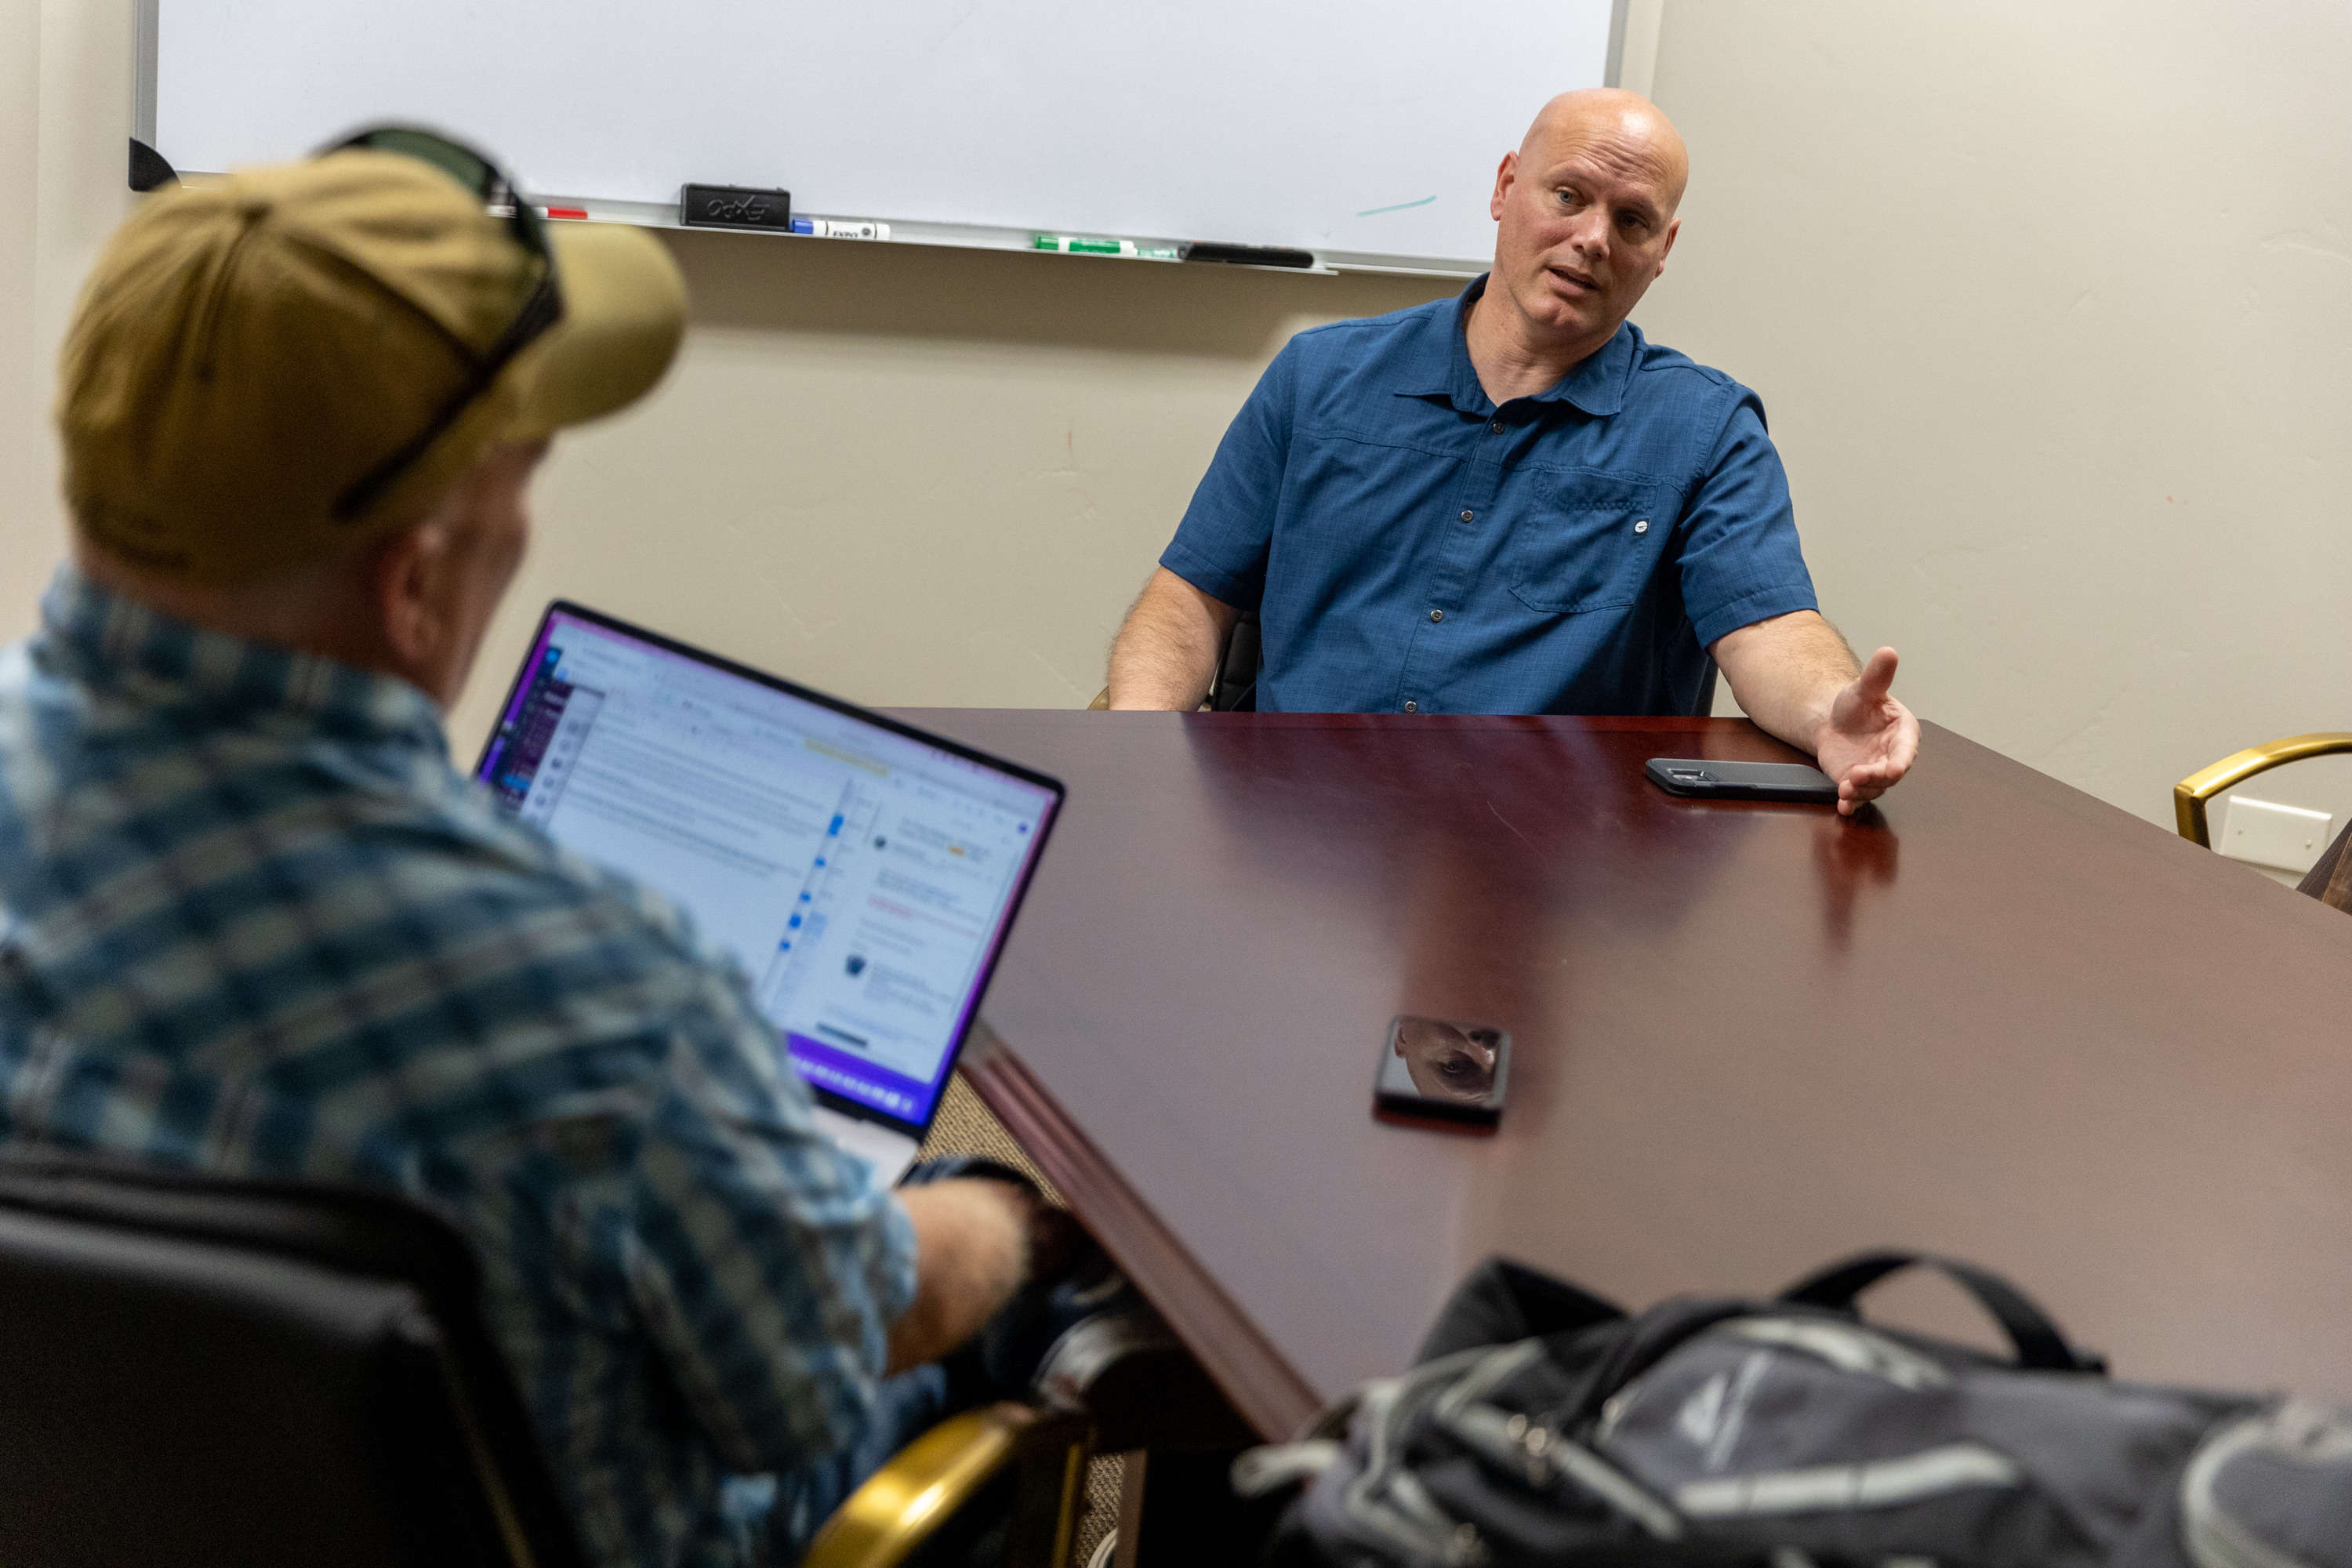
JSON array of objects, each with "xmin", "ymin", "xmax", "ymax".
[{"xmin": 2219, "ymin": 797, "xmax": 2335, "ymax": 873}]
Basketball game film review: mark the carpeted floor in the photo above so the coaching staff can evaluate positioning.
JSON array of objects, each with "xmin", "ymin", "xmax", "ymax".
[{"xmin": 917, "ymin": 1073, "xmax": 1123, "ymax": 1565}]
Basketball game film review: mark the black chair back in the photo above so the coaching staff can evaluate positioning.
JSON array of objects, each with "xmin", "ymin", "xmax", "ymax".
[
  {"xmin": 1690, "ymin": 657, "xmax": 1719, "ymax": 718},
  {"xmin": 1210, "ymin": 611, "xmax": 1260, "ymax": 712},
  {"xmin": 0, "ymin": 1149, "xmax": 586, "ymax": 1568}
]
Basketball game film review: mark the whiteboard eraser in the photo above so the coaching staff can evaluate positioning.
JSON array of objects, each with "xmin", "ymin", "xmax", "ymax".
[{"xmin": 681, "ymin": 184, "xmax": 792, "ymax": 232}]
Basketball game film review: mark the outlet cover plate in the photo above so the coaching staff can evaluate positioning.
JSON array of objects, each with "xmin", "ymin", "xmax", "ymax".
[{"xmin": 2220, "ymin": 796, "xmax": 2335, "ymax": 873}]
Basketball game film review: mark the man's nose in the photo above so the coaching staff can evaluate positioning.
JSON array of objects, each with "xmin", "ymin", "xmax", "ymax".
[{"xmin": 1563, "ymin": 207, "xmax": 1610, "ymax": 259}]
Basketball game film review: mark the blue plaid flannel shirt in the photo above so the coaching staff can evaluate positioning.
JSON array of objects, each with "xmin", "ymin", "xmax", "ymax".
[{"xmin": 0, "ymin": 568, "xmax": 918, "ymax": 1567}]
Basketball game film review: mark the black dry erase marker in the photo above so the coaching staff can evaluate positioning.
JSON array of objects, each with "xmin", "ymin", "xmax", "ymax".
[{"xmin": 1180, "ymin": 241, "xmax": 1317, "ymax": 269}]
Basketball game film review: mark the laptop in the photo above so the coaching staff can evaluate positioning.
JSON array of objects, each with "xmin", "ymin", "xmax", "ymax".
[{"xmin": 473, "ymin": 601, "xmax": 1064, "ymax": 1185}]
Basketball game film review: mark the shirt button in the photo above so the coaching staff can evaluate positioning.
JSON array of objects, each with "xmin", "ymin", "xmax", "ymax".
[
  {"xmin": 1635, "ymin": 519, "xmax": 1650, "ymax": 535},
  {"xmin": 1490, "ymin": 421, "xmax": 1504, "ymax": 434},
  {"xmin": 1403, "ymin": 700, "xmax": 1418, "ymax": 713},
  {"xmin": 1428, "ymin": 609, "xmax": 1444, "ymax": 622},
  {"xmin": 1459, "ymin": 510, "xmax": 1475, "ymax": 524}
]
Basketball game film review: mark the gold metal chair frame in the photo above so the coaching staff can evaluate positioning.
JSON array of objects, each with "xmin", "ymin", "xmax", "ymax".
[
  {"xmin": 801, "ymin": 1401, "xmax": 1095, "ymax": 1568},
  {"xmin": 2172, "ymin": 731, "xmax": 2352, "ymax": 847}
]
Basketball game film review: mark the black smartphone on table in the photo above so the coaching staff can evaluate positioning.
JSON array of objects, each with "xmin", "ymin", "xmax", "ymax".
[
  {"xmin": 1374, "ymin": 1015, "xmax": 1510, "ymax": 1130},
  {"xmin": 1644, "ymin": 757, "xmax": 1839, "ymax": 804}
]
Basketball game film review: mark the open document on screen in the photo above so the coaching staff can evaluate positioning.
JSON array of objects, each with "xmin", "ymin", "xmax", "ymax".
[{"xmin": 474, "ymin": 609, "xmax": 1055, "ymax": 1129}]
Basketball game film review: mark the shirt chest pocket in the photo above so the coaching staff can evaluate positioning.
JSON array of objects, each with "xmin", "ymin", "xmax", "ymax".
[{"xmin": 1504, "ymin": 478, "xmax": 1662, "ymax": 615}]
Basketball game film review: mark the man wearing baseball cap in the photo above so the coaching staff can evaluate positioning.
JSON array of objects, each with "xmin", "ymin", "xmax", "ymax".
[{"xmin": 0, "ymin": 132, "xmax": 1054, "ymax": 1565}]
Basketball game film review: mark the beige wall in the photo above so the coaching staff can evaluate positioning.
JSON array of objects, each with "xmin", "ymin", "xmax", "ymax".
[
  {"xmin": 8, "ymin": 0, "xmax": 133, "ymax": 613},
  {"xmin": 452, "ymin": 235, "xmax": 1451, "ymax": 744},
  {"xmin": 1644, "ymin": 0, "xmax": 2352, "ymax": 848},
  {"xmin": 0, "ymin": 0, "xmax": 43, "ymax": 548},
  {"xmin": 3, "ymin": 1, "xmax": 2346, "ymax": 851}
]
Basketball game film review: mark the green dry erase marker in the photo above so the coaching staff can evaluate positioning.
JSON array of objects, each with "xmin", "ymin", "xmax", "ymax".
[
  {"xmin": 1035, "ymin": 234, "xmax": 1131, "ymax": 255},
  {"xmin": 1034, "ymin": 234, "xmax": 1179, "ymax": 260}
]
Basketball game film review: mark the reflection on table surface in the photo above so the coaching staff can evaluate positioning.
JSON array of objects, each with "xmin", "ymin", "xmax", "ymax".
[{"xmin": 901, "ymin": 710, "xmax": 2352, "ymax": 1436}]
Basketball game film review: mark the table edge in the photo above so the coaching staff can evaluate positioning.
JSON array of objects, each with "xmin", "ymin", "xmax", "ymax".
[{"xmin": 963, "ymin": 1031, "xmax": 1322, "ymax": 1440}]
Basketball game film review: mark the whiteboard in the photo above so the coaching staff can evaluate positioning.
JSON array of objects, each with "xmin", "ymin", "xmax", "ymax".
[{"xmin": 140, "ymin": 0, "xmax": 1624, "ymax": 274}]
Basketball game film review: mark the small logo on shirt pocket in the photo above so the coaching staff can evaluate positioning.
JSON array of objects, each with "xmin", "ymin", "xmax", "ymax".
[{"xmin": 1506, "ymin": 481, "xmax": 1659, "ymax": 615}]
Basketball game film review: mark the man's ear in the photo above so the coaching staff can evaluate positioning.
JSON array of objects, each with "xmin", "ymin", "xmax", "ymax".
[
  {"xmin": 370, "ymin": 517, "xmax": 453, "ymax": 674},
  {"xmin": 1490, "ymin": 151, "xmax": 1518, "ymax": 223},
  {"xmin": 1654, "ymin": 216, "xmax": 1680, "ymax": 278}
]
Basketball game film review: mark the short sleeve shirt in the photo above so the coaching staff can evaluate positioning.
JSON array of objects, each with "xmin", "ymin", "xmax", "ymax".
[{"xmin": 1160, "ymin": 275, "xmax": 1818, "ymax": 716}]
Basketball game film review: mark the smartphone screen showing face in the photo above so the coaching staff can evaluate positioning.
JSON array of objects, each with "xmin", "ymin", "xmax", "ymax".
[{"xmin": 1374, "ymin": 1015, "xmax": 1511, "ymax": 1129}]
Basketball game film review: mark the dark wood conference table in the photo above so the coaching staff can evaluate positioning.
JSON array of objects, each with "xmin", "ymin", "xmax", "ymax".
[{"xmin": 898, "ymin": 710, "xmax": 2352, "ymax": 1440}]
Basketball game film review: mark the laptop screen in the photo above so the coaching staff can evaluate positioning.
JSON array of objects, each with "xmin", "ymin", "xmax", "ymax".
[{"xmin": 473, "ymin": 603, "xmax": 1062, "ymax": 1136}]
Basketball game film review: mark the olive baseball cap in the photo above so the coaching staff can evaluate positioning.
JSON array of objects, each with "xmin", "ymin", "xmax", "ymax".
[{"xmin": 57, "ymin": 146, "xmax": 687, "ymax": 583}]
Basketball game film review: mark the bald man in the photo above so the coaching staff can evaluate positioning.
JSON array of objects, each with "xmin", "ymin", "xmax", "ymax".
[{"xmin": 1109, "ymin": 90, "xmax": 1916, "ymax": 814}]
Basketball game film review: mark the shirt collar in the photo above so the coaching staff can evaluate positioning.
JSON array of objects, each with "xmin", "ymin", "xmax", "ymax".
[
  {"xmin": 38, "ymin": 564, "xmax": 448, "ymax": 753},
  {"xmin": 1399, "ymin": 273, "xmax": 1638, "ymax": 418}
]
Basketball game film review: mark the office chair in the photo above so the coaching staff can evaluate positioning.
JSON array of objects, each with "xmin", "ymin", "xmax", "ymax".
[
  {"xmin": 1207, "ymin": 610, "xmax": 1259, "ymax": 711},
  {"xmin": 0, "ymin": 1145, "xmax": 1102, "ymax": 1568},
  {"xmin": 801, "ymin": 1402, "xmax": 1095, "ymax": 1568},
  {"xmin": 0, "ymin": 1147, "xmax": 586, "ymax": 1568},
  {"xmin": 2173, "ymin": 731, "xmax": 2352, "ymax": 911},
  {"xmin": 1687, "ymin": 656, "xmax": 1719, "ymax": 719}
]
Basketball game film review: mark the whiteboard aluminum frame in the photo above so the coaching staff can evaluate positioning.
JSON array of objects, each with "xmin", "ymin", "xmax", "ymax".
[
  {"xmin": 131, "ymin": 0, "xmax": 1656, "ymax": 280},
  {"xmin": 133, "ymin": 0, "xmax": 158, "ymax": 144}
]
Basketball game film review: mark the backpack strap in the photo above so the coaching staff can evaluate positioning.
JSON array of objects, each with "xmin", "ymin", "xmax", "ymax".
[{"xmin": 1778, "ymin": 1251, "xmax": 2107, "ymax": 1374}]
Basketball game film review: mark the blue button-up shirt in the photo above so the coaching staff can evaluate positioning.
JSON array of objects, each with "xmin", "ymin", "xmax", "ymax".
[
  {"xmin": 1162, "ymin": 276, "xmax": 1818, "ymax": 715},
  {"xmin": 0, "ymin": 569, "xmax": 916, "ymax": 1568}
]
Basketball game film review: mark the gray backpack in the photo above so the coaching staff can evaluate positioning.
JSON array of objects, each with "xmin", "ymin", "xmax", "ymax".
[{"xmin": 1237, "ymin": 1252, "xmax": 2352, "ymax": 1568}]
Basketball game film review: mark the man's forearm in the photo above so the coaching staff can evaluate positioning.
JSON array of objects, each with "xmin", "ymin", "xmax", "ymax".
[
  {"xmin": 1711, "ymin": 609, "xmax": 1860, "ymax": 755},
  {"xmin": 886, "ymin": 1180, "xmax": 1029, "ymax": 1374},
  {"xmin": 1106, "ymin": 567, "xmax": 1238, "ymax": 711},
  {"xmin": 1714, "ymin": 610, "xmax": 1918, "ymax": 814}
]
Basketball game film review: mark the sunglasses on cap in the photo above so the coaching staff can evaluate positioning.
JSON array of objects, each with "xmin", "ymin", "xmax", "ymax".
[{"xmin": 321, "ymin": 125, "xmax": 566, "ymax": 521}]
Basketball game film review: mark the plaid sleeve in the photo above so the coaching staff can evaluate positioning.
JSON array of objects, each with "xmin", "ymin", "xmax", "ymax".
[{"xmin": 616, "ymin": 990, "xmax": 918, "ymax": 1475}]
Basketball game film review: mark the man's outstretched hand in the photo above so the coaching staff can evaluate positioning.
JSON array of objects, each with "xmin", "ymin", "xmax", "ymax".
[
  {"xmin": 1711, "ymin": 615, "xmax": 1918, "ymax": 815},
  {"xmin": 1814, "ymin": 647, "xmax": 1918, "ymax": 815}
]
